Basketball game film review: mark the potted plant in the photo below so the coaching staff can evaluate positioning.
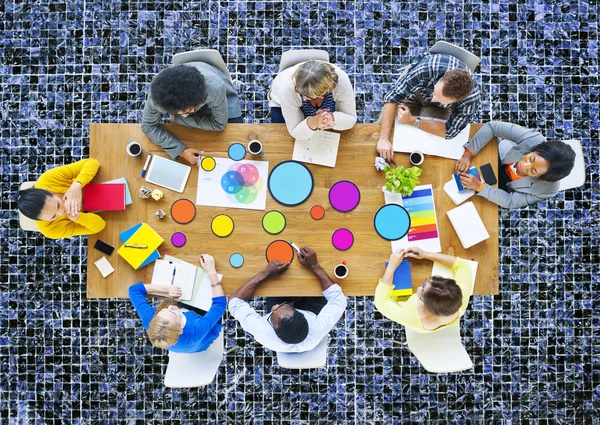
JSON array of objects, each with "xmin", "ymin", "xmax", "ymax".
[{"xmin": 375, "ymin": 157, "xmax": 423, "ymax": 197}]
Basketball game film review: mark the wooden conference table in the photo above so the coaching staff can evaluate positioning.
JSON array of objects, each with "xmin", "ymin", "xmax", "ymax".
[{"xmin": 88, "ymin": 123, "xmax": 498, "ymax": 298}]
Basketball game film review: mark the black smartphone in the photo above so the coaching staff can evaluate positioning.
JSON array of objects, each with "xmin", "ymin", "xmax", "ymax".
[
  {"xmin": 94, "ymin": 240, "xmax": 115, "ymax": 256},
  {"xmin": 480, "ymin": 163, "xmax": 497, "ymax": 185}
]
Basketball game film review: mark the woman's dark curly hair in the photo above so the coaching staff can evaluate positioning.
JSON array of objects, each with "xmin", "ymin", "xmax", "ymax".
[{"xmin": 150, "ymin": 65, "xmax": 207, "ymax": 114}]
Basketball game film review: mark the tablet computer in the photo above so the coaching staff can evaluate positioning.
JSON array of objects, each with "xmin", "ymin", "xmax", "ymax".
[{"xmin": 145, "ymin": 155, "xmax": 192, "ymax": 193}]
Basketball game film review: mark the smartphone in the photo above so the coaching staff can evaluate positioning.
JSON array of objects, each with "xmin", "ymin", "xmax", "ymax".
[
  {"xmin": 480, "ymin": 163, "xmax": 497, "ymax": 186},
  {"xmin": 94, "ymin": 240, "xmax": 115, "ymax": 256}
]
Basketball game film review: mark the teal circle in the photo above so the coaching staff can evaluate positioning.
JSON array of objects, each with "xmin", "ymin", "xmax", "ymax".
[
  {"xmin": 229, "ymin": 253, "xmax": 244, "ymax": 268},
  {"xmin": 374, "ymin": 204, "xmax": 411, "ymax": 241},
  {"xmin": 228, "ymin": 143, "xmax": 246, "ymax": 161}
]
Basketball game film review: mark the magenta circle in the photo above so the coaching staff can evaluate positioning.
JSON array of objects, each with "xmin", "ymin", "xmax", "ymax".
[
  {"xmin": 329, "ymin": 181, "xmax": 360, "ymax": 212},
  {"xmin": 237, "ymin": 163, "xmax": 260, "ymax": 186},
  {"xmin": 171, "ymin": 232, "xmax": 186, "ymax": 247},
  {"xmin": 332, "ymin": 228, "xmax": 354, "ymax": 251}
]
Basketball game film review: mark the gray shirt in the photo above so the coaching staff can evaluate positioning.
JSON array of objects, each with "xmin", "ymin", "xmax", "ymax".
[
  {"xmin": 464, "ymin": 121, "xmax": 559, "ymax": 208},
  {"xmin": 141, "ymin": 62, "xmax": 242, "ymax": 159}
]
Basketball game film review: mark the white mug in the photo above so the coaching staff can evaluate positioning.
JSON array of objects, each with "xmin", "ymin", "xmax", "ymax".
[
  {"xmin": 333, "ymin": 261, "xmax": 348, "ymax": 279},
  {"xmin": 248, "ymin": 140, "xmax": 264, "ymax": 156},
  {"xmin": 127, "ymin": 141, "xmax": 142, "ymax": 157},
  {"xmin": 409, "ymin": 150, "xmax": 424, "ymax": 166}
]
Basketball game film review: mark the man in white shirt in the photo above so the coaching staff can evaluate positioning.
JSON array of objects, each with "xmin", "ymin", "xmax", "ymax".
[{"xmin": 228, "ymin": 246, "xmax": 347, "ymax": 353}]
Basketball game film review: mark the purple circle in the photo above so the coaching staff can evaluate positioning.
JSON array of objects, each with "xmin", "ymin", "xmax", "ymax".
[
  {"xmin": 329, "ymin": 181, "xmax": 361, "ymax": 212},
  {"xmin": 171, "ymin": 232, "xmax": 186, "ymax": 247},
  {"xmin": 332, "ymin": 228, "xmax": 354, "ymax": 251}
]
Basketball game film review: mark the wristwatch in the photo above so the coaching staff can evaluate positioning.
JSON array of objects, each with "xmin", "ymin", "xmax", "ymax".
[{"xmin": 412, "ymin": 118, "xmax": 421, "ymax": 128}]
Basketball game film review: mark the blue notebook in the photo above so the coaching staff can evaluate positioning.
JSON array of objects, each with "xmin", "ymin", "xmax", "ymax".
[
  {"xmin": 453, "ymin": 167, "xmax": 481, "ymax": 191},
  {"xmin": 119, "ymin": 222, "xmax": 160, "ymax": 268},
  {"xmin": 386, "ymin": 260, "xmax": 412, "ymax": 296}
]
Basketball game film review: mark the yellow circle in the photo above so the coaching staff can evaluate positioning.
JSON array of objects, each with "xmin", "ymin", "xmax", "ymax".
[
  {"xmin": 201, "ymin": 156, "xmax": 216, "ymax": 172},
  {"xmin": 211, "ymin": 214, "xmax": 234, "ymax": 237}
]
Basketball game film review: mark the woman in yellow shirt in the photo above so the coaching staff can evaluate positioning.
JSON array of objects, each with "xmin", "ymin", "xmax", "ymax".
[
  {"xmin": 17, "ymin": 159, "xmax": 106, "ymax": 239},
  {"xmin": 374, "ymin": 247, "xmax": 472, "ymax": 333}
]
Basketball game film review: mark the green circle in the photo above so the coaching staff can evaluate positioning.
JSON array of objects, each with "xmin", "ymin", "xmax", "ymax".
[{"xmin": 262, "ymin": 210, "xmax": 286, "ymax": 235}]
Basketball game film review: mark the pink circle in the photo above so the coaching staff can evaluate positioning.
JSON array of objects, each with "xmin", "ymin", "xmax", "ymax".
[
  {"xmin": 332, "ymin": 228, "xmax": 354, "ymax": 251},
  {"xmin": 329, "ymin": 181, "xmax": 360, "ymax": 212},
  {"xmin": 232, "ymin": 163, "xmax": 260, "ymax": 186},
  {"xmin": 171, "ymin": 232, "xmax": 186, "ymax": 247}
]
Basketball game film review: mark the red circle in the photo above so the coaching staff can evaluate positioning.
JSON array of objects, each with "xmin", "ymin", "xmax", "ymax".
[
  {"xmin": 310, "ymin": 205, "xmax": 325, "ymax": 220},
  {"xmin": 265, "ymin": 240, "xmax": 294, "ymax": 263}
]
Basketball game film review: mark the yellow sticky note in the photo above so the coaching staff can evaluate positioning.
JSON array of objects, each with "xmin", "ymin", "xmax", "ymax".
[{"xmin": 118, "ymin": 223, "xmax": 164, "ymax": 269}]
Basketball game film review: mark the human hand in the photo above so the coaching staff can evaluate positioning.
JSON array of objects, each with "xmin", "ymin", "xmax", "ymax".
[
  {"xmin": 387, "ymin": 249, "xmax": 406, "ymax": 269},
  {"xmin": 405, "ymin": 247, "xmax": 426, "ymax": 260},
  {"xmin": 317, "ymin": 110, "xmax": 336, "ymax": 129},
  {"xmin": 455, "ymin": 152, "xmax": 472, "ymax": 173},
  {"xmin": 459, "ymin": 172, "xmax": 480, "ymax": 191},
  {"xmin": 264, "ymin": 260, "xmax": 290, "ymax": 276},
  {"xmin": 180, "ymin": 148, "xmax": 204, "ymax": 165},
  {"xmin": 63, "ymin": 182, "xmax": 83, "ymax": 217},
  {"xmin": 168, "ymin": 286, "xmax": 182, "ymax": 299},
  {"xmin": 67, "ymin": 210, "xmax": 81, "ymax": 222},
  {"xmin": 308, "ymin": 112, "xmax": 328, "ymax": 130},
  {"xmin": 396, "ymin": 105, "xmax": 415, "ymax": 125},
  {"xmin": 169, "ymin": 113, "xmax": 176, "ymax": 122},
  {"xmin": 376, "ymin": 138, "xmax": 394, "ymax": 160},
  {"xmin": 199, "ymin": 254, "xmax": 216, "ymax": 274},
  {"xmin": 298, "ymin": 246, "xmax": 319, "ymax": 269}
]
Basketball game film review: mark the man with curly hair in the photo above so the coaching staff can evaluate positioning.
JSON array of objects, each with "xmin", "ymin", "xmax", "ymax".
[{"xmin": 142, "ymin": 63, "xmax": 242, "ymax": 164}]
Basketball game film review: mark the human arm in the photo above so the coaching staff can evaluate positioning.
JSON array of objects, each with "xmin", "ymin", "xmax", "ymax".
[
  {"xmin": 405, "ymin": 247, "xmax": 456, "ymax": 268},
  {"xmin": 374, "ymin": 281, "xmax": 413, "ymax": 324},
  {"xmin": 297, "ymin": 246, "xmax": 335, "ymax": 291},
  {"xmin": 396, "ymin": 105, "xmax": 446, "ymax": 137},
  {"xmin": 376, "ymin": 102, "xmax": 397, "ymax": 160},
  {"xmin": 141, "ymin": 93, "xmax": 187, "ymax": 159},
  {"xmin": 450, "ymin": 257, "xmax": 474, "ymax": 305},
  {"xmin": 463, "ymin": 121, "xmax": 543, "ymax": 157},
  {"xmin": 229, "ymin": 260, "xmax": 290, "ymax": 302},
  {"xmin": 128, "ymin": 282, "xmax": 172, "ymax": 330},
  {"xmin": 380, "ymin": 250, "xmax": 407, "ymax": 286},
  {"xmin": 37, "ymin": 213, "xmax": 106, "ymax": 239},
  {"xmin": 477, "ymin": 183, "xmax": 554, "ymax": 208},
  {"xmin": 37, "ymin": 159, "xmax": 100, "ymax": 190},
  {"xmin": 330, "ymin": 69, "xmax": 357, "ymax": 131},
  {"xmin": 199, "ymin": 254, "xmax": 225, "ymax": 298}
]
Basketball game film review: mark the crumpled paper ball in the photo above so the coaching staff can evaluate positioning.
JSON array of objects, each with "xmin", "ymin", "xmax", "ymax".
[
  {"xmin": 151, "ymin": 189, "xmax": 164, "ymax": 201},
  {"xmin": 139, "ymin": 186, "xmax": 152, "ymax": 199},
  {"xmin": 155, "ymin": 209, "xmax": 166, "ymax": 220},
  {"xmin": 375, "ymin": 156, "xmax": 387, "ymax": 171}
]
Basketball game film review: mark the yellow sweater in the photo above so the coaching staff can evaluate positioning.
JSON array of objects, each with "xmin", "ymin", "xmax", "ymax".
[
  {"xmin": 374, "ymin": 258, "xmax": 473, "ymax": 333},
  {"xmin": 34, "ymin": 159, "xmax": 106, "ymax": 239}
]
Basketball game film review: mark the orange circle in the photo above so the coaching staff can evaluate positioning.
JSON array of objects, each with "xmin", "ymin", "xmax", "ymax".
[
  {"xmin": 265, "ymin": 240, "xmax": 294, "ymax": 263},
  {"xmin": 310, "ymin": 205, "xmax": 325, "ymax": 220},
  {"xmin": 170, "ymin": 199, "xmax": 196, "ymax": 224}
]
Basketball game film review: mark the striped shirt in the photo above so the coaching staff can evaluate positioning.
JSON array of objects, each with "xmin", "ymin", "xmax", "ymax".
[
  {"xmin": 384, "ymin": 53, "xmax": 480, "ymax": 139},
  {"xmin": 300, "ymin": 92, "xmax": 336, "ymax": 117}
]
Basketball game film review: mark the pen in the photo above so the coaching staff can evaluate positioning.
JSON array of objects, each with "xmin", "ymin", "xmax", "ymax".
[
  {"xmin": 170, "ymin": 266, "xmax": 177, "ymax": 286},
  {"xmin": 125, "ymin": 244, "xmax": 148, "ymax": 249},
  {"xmin": 389, "ymin": 158, "xmax": 398, "ymax": 167},
  {"xmin": 289, "ymin": 241, "xmax": 301, "ymax": 254},
  {"xmin": 141, "ymin": 153, "xmax": 152, "ymax": 177}
]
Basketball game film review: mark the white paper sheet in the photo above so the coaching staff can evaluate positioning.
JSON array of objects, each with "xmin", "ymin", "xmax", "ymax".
[
  {"xmin": 196, "ymin": 157, "xmax": 269, "ymax": 211},
  {"xmin": 393, "ymin": 122, "xmax": 470, "ymax": 160},
  {"xmin": 94, "ymin": 256, "xmax": 114, "ymax": 278},
  {"xmin": 446, "ymin": 201, "xmax": 490, "ymax": 249},
  {"xmin": 443, "ymin": 178, "xmax": 476, "ymax": 205},
  {"xmin": 292, "ymin": 130, "xmax": 341, "ymax": 167}
]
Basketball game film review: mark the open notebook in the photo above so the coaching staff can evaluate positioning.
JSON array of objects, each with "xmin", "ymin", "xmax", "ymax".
[{"xmin": 393, "ymin": 122, "xmax": 470, "ymax": 160}]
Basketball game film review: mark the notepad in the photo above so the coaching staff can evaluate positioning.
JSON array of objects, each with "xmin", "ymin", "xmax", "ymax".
[
  {"xmin": 386, "ymin": 260, "xmax": 412, "ymax": 297},
  {"xmin": 444, "ymin": 178, "xmax": 475, "ymax": 205},
  {"xmin": 119, "ymin": 223, "xmax": 160, "ymax": 268},
  {"xmin": 446, "ymin": 201, "xmax": 490, "ymax": 249},
  {"xmin": 431, "ymin": 259, "xmax": 478, "ymax": 296},
  {"xmin": 94, "ymin": 256, "xmax": 114, "ymax": 278},
  {"xmin": 151, "ymin": 259, "xmax": 198, "ymax": 301},
  {"xmin": 117, "ymin": 223, "xmax": 164, "ymax": 269},
  {"xmin": 83, "ymin": 183, "xmax": 126, "ymax": 211},
  {"xmin": 164, "ymin": 255, "xmax": 223, "ymax": 309},
  {"xmin": 292, "ymin": 130, "xmax": 341, "ymax": 167},
  {"xmin": 393, "ymin": 122, "xmax": 470, "ymax": 160}
]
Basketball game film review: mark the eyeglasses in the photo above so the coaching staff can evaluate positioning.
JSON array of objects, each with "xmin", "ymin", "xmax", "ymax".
[
  {"xmin": 267, "ymin": 302, "xmax": 293, "ymax": 329},
  {"xmin": 418, "ymin": 278, "xmax": 430, "ymax": 302}
]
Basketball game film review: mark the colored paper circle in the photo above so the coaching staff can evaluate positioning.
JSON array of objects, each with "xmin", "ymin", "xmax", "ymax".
[
  {"xmin": 310, "ymin": 205, "xmax": 325, "ymax": 220},
  {"xmin": 262, "ymin": 210, "xmax": 286, "ymax": 235},
  {"xmin": 170, "ymin": 199, "xmax": 196, "ymax": 224},
  {"xmin": 201, "ymin": 156, "xmax": 216, "ymax": 171},
  {"xmin": 229, "ymin": 253, "xmax": 244, "ymax": 268},
  {"xmin": 268, "ymin": 161, "xmax": 314, "ymax": 206},
  {"xmin": 374, "ymin": 204, "xmax": 411, "ymax": 241},
  {"xmin": 265, "ymin": 240, "xmax": 294, "ymax": 264},
  {"xmin": 332, "ymin": 228, "xmax": 354, "ymax": 251},
  {"xmin": 228, "ymin": 143, "xmax": 246, "ymax": 161},
  {"xmin": 211, "ymin": 214, "xmax": 234, "ymax": 238},
  {"xmin": 329, "ymin": 181, "xmax": 361, "ymax": 212},
  {"xmin": 171, "ymin": 232, "xmax": 187, "ymax": 247}
]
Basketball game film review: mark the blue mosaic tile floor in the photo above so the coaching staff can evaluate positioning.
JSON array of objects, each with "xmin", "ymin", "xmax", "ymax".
[{"xmin": 1, "ymin": 1, "xmax": 599, "ymax": 423}]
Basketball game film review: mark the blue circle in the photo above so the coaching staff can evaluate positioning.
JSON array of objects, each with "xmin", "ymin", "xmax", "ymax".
[
  {"xmin": 268, "ymin": 161, "xmax": 314, "ymax": 206},
  {"xmin": 374, "ymin": 204, "xmax": 411, "ymax": 241},
  {"xmin": 228, "ymin": 143, "xmax": 246, "ymax": 161},
  {"xmin": 229, "ymin": 253, "xmax": 244, "ymax": 268},
  {"xmin": 221, "ymin": 171, "xmax": 244, "ymax": 194}
]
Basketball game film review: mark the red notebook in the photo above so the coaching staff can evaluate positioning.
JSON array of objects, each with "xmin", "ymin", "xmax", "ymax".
[{"xmin": 83, "ymin": 183, "xmax": 126, "ymax": 211}]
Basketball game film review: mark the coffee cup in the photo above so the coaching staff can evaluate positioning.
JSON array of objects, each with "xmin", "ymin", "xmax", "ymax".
[
  {"xmin": 409, "ymin": 150, "xmax": 424, "ymax": 166},
  {"xmin": 333, "ymin": 261, "xmax": 348, "ymax": 279},
  {"xmin": 127, "ymin": 141, "xmax": 142, "ymax": 157},
  {"xmin": 248, "ymin": 140, "xmax": 264, "ymax": 156}
]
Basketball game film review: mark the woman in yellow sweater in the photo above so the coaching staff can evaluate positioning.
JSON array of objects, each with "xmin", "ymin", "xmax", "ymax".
[
  {"xmin": 17, "ymin": 159, "xmax": 106, "ymax": 239},
  {"xmin": 374, "ymin": 247, "xmax": 472, "ymax": 333}
]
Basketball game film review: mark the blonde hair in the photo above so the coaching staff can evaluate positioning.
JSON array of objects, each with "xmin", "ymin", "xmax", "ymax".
[
  {"xmin": 147, "ymin": 299, "xmax": 182, "ymax": 349},
  {"xmin": 293, "ymin": 61, "xmax": 338, "ymax": 98}
]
